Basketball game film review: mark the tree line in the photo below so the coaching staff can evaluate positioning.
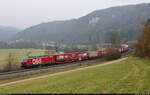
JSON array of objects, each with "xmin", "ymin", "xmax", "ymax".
[
  {"xmin": 0, "ymin": 41, "xmax": 42, "ymax": 49},
  {"xmin": 134, "ymin": 19, "xmax": 150, "ymax": 58}
]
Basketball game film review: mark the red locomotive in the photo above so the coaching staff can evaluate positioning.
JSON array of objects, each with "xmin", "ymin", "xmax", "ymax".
[
  {"xmin": 21, "ymin": 56, "xmax": 55, "ymax": 68},
  {"xmin": 21, "ymin": 45, "xmax": 129, "ymax": 68}
]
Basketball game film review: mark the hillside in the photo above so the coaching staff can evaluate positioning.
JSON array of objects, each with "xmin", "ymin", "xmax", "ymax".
[
  {"xmin": 0, "ymin": 57, "xmax": 150, "ymax": 93},
  {"xmin": 13, "ymin": 3, "xmax": 150, "ymax": 44},
  {"xmin": 0, "ymin": 26, "xmax": 21, "ymax": 41}
]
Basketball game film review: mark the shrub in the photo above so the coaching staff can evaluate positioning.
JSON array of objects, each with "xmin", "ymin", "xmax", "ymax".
[
  {"xmin": 1, "ymin": 52, "xmax": 21, "ymax": 72},
  {"xmin": 2, "ymin": 63, "xmax": 20, "ymax": 72},
  {"xmin": 105, "ymin": 47, "xmax": 121, "ymax": 60}
]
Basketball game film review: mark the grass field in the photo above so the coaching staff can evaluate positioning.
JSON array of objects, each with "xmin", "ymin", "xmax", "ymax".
[
  {"xmin": 0, "ymin": 49, "xmax": 45, "ymax": 64},
  {"xmin": 0, "ymin": 57, "xmax": 150, "ymax": 93}
]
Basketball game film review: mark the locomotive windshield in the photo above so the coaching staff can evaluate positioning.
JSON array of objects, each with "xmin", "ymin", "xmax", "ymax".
[{"xmin": 22, "ymin": 58, "xmax": 28, "ymax": 62}]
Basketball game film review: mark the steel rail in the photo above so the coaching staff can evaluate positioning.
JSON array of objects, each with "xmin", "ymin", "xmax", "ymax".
[{"xmin": 0, "ymin": 58, "xmax": 105, "ymax": 79}]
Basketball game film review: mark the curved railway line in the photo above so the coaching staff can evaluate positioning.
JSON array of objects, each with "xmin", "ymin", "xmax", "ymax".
[
  {"xmin": 0, "ymin": 57, "xmax": 128, "ymax": 87},
  {"xmin": 0, "ymin": 58, "xmax": 105, "ymax": 79},
  {"xmin": 0, "ymin": 50, "xmax": 131, "ymax": 80}
]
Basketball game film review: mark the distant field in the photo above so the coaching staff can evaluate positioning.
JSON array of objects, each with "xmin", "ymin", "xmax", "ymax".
[
  {"xmin": 0, "ymin": 49, "xmax": 45, "ymax": 64},
  {"xmin": 0, "ymin": 57, "xmax": 150, "ymax": 93}
]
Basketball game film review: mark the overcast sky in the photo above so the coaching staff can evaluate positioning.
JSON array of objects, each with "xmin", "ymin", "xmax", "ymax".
[{"xmin": 0, "ymin": 0, "xmax": 150, "ymax": 29}]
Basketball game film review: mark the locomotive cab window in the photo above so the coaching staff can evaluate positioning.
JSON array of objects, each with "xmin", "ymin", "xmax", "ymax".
[{"xmin": 22, "ymin": 58, "xmax": 28, "ymax": 62}]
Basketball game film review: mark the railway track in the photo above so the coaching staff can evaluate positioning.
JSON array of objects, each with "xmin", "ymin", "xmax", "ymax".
[
  {"xmin": 0, "ymin": 50, "xmax": 132, "ymax": 80},
  {"xmin": 0, "ymin": 57, "xmax": 105, "ymax": 79}
]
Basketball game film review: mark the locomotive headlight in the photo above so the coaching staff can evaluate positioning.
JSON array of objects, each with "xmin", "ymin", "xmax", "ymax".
[{"xmin": 83, "ymin": 53, "xmax": 87, "ymax": 56}]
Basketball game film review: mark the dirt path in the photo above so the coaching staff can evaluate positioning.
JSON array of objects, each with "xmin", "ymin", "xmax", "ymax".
[{"xmin": 0, "ymin": 57, "xmax": 128, "ymax": 87}]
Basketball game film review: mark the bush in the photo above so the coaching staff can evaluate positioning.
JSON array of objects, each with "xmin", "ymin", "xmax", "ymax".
[
  {"xmin": 90, "ymin": 45, "xmax": 98, "ymax": 51},
  {"xmin": 1, "ymin": 52, "xmax": 21, "ymax": 72},
  {"xmin": 105, "ymin": 47, "xmax": 121, "ymax": 60},
  {"xmin": 2, "ymin": 63, "xmax": 20, "ymax": 72}
]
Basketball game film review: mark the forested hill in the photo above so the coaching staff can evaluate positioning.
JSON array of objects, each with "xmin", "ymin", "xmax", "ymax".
[
  {"xmin": 13, "ymin": 3, "xmax": 150, "ymax": 44},
  {"xmin": 0, "ymin": 26, "xmax": 21, "ymax": 41}
]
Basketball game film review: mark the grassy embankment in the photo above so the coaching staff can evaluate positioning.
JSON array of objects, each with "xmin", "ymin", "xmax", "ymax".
[{"xmin": 0, "ymin": 57, "xmax": 150, "ymax": 93}]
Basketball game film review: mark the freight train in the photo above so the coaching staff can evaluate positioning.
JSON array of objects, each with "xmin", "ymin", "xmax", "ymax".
[{"xmin": 21, "ymin": 45, "xmax": 129, "ymax": 68}]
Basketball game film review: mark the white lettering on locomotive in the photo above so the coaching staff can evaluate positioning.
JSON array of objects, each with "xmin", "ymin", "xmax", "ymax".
[{"xmin": 32, "ymin": 58, "xmax": 41, "ymax": 64}]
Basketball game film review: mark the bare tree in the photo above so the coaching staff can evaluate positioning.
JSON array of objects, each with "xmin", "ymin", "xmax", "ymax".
[
  {"xmin": 99, "ymin": 31, "xmax": 105, "ymax": 47},
  {"xmin": 135, "ymin": 19, "xmax": 150, "ymax": 57},
  {"xmin": 54, "ymin": 43, "xmax": 59, "ymax": 53},
  {"xmin": 109, "ymin": 31, "xmax": 121, "ymax": 48},
  {"xmin": 64, "ymin": 47, "xmax": 70, "ymax": 53},
  {"xmin": 26, "ymin": 51, "xmax": 31, "ymax": 57},
  {"xmin": 4, "ymin": 52, "xmax": 18, "ymax": 71},
  {"xmin": 71, "ymin": 44, "xmax": 79, "ymax": 52},
  {"xmin": 90, "ymin": 45, "xmax": 98, "ymax": 51},
  {"xmin": 44, "ymin": 46, "xmax": 54, "ymax": 56}
]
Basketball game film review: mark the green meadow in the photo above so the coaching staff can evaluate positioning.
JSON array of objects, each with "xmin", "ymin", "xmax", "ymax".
[
  {"xmin": 0, "ymin": 57, "xmax": 150, "ymax": 93},
  {"xmin": 0, "ymin": 49, "xmax": 45, "ymax": 64}
]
